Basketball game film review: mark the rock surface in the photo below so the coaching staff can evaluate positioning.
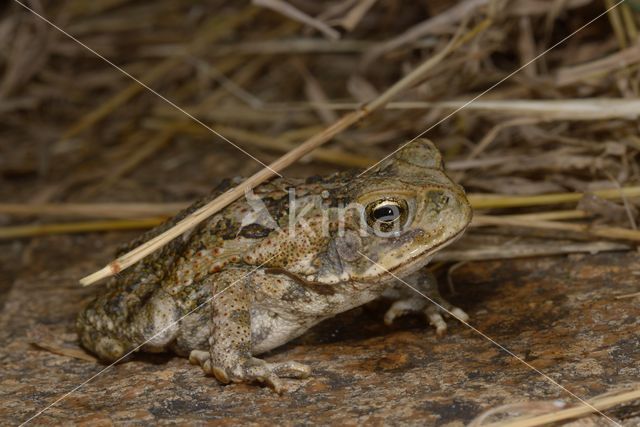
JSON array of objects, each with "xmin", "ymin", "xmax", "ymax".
[{"xmin": 1, "ymin": 235, "xmax": 639, "ymax": 425}]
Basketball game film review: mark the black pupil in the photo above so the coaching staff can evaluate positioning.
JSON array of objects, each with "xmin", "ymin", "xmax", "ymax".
[{"xmin": 373, "ymin": 205, "xmax": 400, "ymax": 222}]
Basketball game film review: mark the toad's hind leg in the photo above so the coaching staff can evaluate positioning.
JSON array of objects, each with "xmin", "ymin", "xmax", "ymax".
[
  {"xmin": 187, "ymin": 268, "xmax": 310, "ymax": 393},
  {"xmin": 77, "ymin": 289, "xmax": 181, "ymax": 362},
  {"xmin": 383, "ymin": 270, "xmax": 469, "ymax": 336}
]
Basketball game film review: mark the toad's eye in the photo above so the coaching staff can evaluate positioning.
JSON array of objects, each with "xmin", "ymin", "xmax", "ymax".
[{"xmin": 365, "ymin": 199, "xmax": 409, "ymax": 232}]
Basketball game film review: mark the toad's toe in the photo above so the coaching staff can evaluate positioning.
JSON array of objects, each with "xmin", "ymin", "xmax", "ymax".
[
  {"xmin": 197, "ymin": 355, "xmax": 308, "ymax": 393},
  {"xmin": 384, "ymin": 298, "xmax": 426, "ymax": 325},
  {"xmin": 424, "ymin": 304, "xmax": 469, "ymax": 337},
  {"xmin": 425, "ymin": 307, "xmax": 448, "ymax": 337},
  {"xmin": 268, "ymin": 361, "xmax": 311, "ymax": 379}
]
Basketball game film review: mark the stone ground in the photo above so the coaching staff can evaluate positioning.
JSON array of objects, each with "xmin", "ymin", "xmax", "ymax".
[{"xmin": 1, "ymin": 233, "xmax": 639, "ymax": 425}]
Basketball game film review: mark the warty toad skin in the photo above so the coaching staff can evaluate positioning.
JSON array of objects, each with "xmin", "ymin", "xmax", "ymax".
[{"xmin": 77, "ymin": 139, "xmax": 473, "ymax": 392}]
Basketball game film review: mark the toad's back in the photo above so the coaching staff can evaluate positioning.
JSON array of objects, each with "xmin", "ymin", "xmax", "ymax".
[{"xmin": 76, "ymin": 173, "xmax": 350, "ymax": 361}]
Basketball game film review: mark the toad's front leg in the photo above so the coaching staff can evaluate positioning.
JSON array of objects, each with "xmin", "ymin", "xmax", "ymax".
[
  {"xmin": 188, "ymin": 268, "xmax": 310, "ymax": 393},
  {"xmin": 383, "ymin": 270, "xmax": 469, "ymax": 336}
]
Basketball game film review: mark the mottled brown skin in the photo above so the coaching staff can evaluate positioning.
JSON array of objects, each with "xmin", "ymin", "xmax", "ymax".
[{"xmin": 77, "ymin": 139, "xmax": 473, "ymax": 392}]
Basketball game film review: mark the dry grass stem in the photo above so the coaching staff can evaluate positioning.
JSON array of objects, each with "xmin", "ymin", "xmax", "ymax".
[
  {"xmin": 478, "ymin": 387, "xmax": 640, "ymax": 427},
  {"xmin": 606, "ymin": 0, "xmax": 629, "ymax": 49},
  {"xmin": 0, "ymin": 202, "xmax": 187, "ymax": 218},
  {"xmin": 467, "ymin": 117, "xmax": 542, "ymax": 160},
  {"xmin": 474, "ymin": 215, "xmax": 640, "ymax": 242},
  {"xmin": 556, "ymin": 45, "xmax": 640, "ymax": 86},
  {"xmin": 0, "ymin": 218, "xmax": 165, "ymax": 240},
  {"xmin": 469, "ymin": 186, "xmax": 640, "ymax": 209},
  {"xmin": 252, "ymin": 0, "xmax": 340, "ymax": 40},
  {"xmin": 267, "ymin": 99, "xmax": 640, "ymax": 120},
  {"xmin": 473, "ymin": 210, "xmax": 591, "ymax": 221},
  {"xmin": 170, "ymin": 122, "xmax": 373, "ymax": 168},
  {"xmin": 621, "ymin": 3, "xmax": 639, "ymax": 41},
  {"xmin": 337, "ymin": 0, "xmax": 378, "ymax": 32},
  {"xmin": 427, "ymin": 99, "xmax": 640, "ymax": 120},
  {"xmin": 30, "ymin": 341, "xmax": 97, "ymax": 363},
  {"xmin": 615, "ymin": 291, "xmax": 640, "ymax": 299},
  {"xmin": 362, "ymin": 0, "xmax": 488, "ymax": 65},
  {"xmin": 211, "ymin": 39, "xmax": 374, "ymax": 55},
  {"xmin": 366, "ymin": 17, "xmax": 482, "ymax": 111},
  {"xmin": 435, "ymin": 240, "xmax": 630, "ymax": 262}
]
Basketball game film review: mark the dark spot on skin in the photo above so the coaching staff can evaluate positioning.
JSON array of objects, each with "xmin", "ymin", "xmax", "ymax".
[
  {"xmin": 427, "ymin": 190, "xmax": 447, "ymax": 212},
  {"xmin": 238, "ymin": 223, "xmax": 273, "ymax": 239},
  {"xmin": 377, "ymin": 163, "xmax": 395, "ymax": 176},
  {"xmin": 251, "ymin": 321, "xmax": 275, "ymax": 345},
  {"xmin": 388, "ymin": 229, "xmax": 425, "ymax": 248},
  {"xmin": 142, "ymin": 322, "xmax": 158, "ymax": 339},
  {"xmin": 238, "ymin": 341, "xmax": 252, "ymax": 355},
  {"xmin": 257, "ymin": 192, "xmax": 292, "ymax": 225},
  {"xmin": 230, "ymin": 310, "xmax": 250, "ymax": 325},
  {"xmin": 135, "ymin": 287, "xmax": 155, "ymax": 310},
  {"xmin": 265, "ymin": 268, "xmax": 336, "ymax": 296},
  {"xmin": 104, "ymin": 292, "xmax": 126, "ymax": 316},
  {"xmin": 334, "ymin": 231, "xmax": 362, "ymax": 262},
  {"xmin": 280, "ymin": 285, "xmax": 311, "ymax": 302},
  {"xmin": 211, "ymin": 217, "xmax": 240, "ymax": 240}
]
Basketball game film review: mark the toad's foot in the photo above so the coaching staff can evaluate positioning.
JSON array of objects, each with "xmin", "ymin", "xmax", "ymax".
[
  {"xmin": 384, "ymin": 295, "xmax": 469, "ymax": 337},
  {"xmin": 189, "ymin": 350, "xmax": 311, "ymax": 393},
  {"xmin": 383, "ymin": 270, "xmax": 469, "ymax": 336}
]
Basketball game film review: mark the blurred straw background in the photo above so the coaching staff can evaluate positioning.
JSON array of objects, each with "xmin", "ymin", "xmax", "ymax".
[{"xmin": 1, "ymin": 0, "xmax": 639, "ymax": 255}]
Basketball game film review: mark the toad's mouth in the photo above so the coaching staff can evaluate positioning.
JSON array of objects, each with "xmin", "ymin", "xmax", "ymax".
[{"xmin": 373, "ymin": 225, "xmax": 469, "ymax": 282}]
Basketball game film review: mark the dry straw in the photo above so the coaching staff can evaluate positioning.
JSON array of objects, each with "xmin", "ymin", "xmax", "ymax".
[
  {"xmin": 472, "ymin": 387, "xmax": 640, "ymax": 427},
  {"xmin": 3, "ymin": 186, "xmax": 639, "ymax": 243}
]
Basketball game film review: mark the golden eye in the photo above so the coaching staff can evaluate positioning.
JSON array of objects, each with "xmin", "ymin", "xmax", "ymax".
[{"xmin": 365, "ymin": 199, "xmax": 409, "ymax": 232}]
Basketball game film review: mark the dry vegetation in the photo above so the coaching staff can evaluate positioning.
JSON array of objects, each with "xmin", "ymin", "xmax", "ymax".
[
  {"xmin": 1, "ymin": 1, "xmax": 639, "ymax": 245},
  {"xmin": 1, "ymin": 0, "xmax": 640, "ymax": 424}
]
